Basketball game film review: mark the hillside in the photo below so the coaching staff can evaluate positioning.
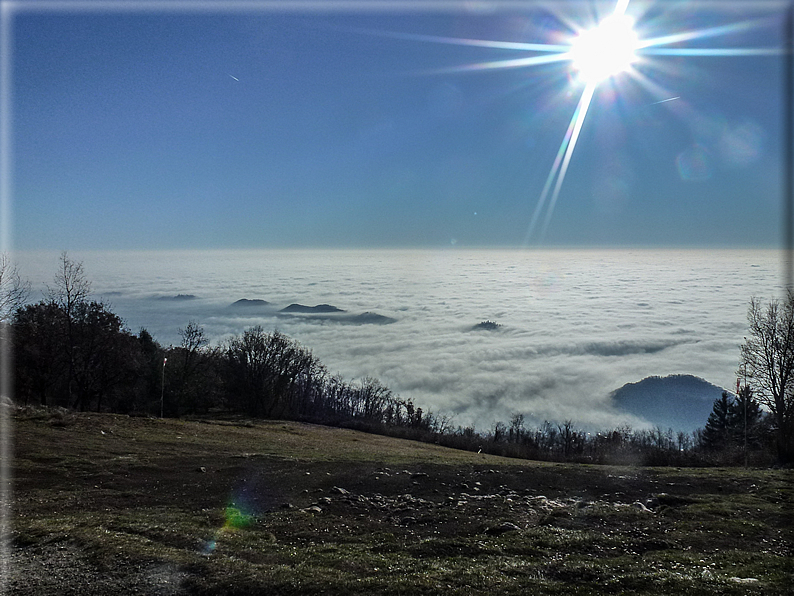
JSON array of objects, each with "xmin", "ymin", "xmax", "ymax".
[
  {"xmin": 8, "ymin": 408, "xmax": 791, "ymax": 595},
  {"xmin": 610, "ymin": 374, "xmax": 726, "ymax": 432}
]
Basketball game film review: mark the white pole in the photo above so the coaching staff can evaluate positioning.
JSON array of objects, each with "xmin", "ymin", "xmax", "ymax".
[{"xmin": 161, "ymin": 357, "xmax": 167, "ymax": 418}]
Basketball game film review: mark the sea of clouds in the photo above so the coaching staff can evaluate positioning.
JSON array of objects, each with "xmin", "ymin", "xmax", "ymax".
[{"xmin": 16, "ymin": 248, "xmax": 783, "ymax": 431}]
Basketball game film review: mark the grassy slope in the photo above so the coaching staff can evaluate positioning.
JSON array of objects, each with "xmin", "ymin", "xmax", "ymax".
[{"xmin": 8, "ymin": 409, "xmax": 794, "ymax": 595}]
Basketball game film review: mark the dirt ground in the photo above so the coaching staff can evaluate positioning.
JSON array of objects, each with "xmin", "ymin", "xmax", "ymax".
[{"xmin": 5, "ymin": 409, "xmax": 793, "ymax": 595}]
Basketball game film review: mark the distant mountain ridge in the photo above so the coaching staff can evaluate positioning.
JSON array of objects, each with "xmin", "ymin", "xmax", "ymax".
[{"xmin": 610, "ymin": 374, "xmax": 726, "ymax": 433}]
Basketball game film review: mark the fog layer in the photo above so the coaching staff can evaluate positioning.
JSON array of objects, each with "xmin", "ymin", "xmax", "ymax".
[{"xmin": 16, "ymin": 248, "xmax": 781, "ymax": 430}]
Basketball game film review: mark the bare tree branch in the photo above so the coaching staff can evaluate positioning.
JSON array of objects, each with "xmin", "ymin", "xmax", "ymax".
[{"xmin": 0, "ymin": 252, "xmax": 30, "ymax": 322}]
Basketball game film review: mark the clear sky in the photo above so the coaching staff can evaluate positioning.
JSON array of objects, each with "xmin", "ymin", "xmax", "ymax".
[{"xmin": 9, "ymin": 0, "xmax": 788, "ymax": 250}]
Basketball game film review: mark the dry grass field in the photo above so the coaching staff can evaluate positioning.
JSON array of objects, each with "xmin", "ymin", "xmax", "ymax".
[{"xmin": 6, "ymin": 408, "xmax": 793, "ymax": 594}]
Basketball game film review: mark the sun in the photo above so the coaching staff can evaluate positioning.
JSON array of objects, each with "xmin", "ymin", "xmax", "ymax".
[
  {"xmin": 365, "ymin": 0, "xmax": 780, "ymax": 244},
  {"xmin": 570, "ymin": 13, "xmax": 639, "ymax": 84}
]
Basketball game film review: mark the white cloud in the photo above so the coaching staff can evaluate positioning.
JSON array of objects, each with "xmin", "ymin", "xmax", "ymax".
[{"xmin": 16, "ymin": 248, "xmax": 782, "ymax": 430}]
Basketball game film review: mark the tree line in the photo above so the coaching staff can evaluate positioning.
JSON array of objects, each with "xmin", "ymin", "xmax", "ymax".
[
  {"xmin": 9, "ymin": 254, "xmax": 438, "ymax": 434},
  {"xmin": 3, "ymin": 252, "xmax": 791, "ymax": 466}
]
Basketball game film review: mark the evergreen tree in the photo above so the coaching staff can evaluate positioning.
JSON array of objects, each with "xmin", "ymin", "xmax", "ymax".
[
  {"xmin": 702, "ymin": 388, "xmax": 770, "ymax": 454},
  {"xmin": 702, "ymin": 392, "xmax": 733, "ymax": 451}
]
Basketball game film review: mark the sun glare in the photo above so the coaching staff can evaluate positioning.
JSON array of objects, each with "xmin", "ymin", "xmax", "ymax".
[
  {"xmin": 371, "ymin": 0, "xmax": 779, "ymax": 244},
  {"xmin": 570, "ymin": 13, "xmax": 639, "ymax": 84}
]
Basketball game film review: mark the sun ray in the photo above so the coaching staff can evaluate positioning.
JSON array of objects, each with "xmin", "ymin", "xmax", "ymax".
[
  {"xmin": 423, "ymin": 52, "xmax": 571, "ymax": 75},
  {"xmin": 613, "ymin": 0, "xmax": 631, "ymax": 17},
  {"xmin": 637, "ymin": 17, "xmax": 776, "ymax": 50},
  {"xmin": 525, "ymin": 83, "xmax": 597, "ymax": 244},
  {"xmin": 524, "ymin": 98, "xmax": 582, "ymax": 243},
  {"xmin": 641, "ymin": 47, "xmax": 781, "ymax": 56},
  {"xmin": 348, "ymin": 27, "xmax": 569, "ymax": 53},
  {"xmin": 540, "ymin": 83, "xmax": 597, "ymax": 241}
]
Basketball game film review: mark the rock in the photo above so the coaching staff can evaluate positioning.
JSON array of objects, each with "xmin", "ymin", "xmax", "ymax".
[
  {"xmin": 485, "ymin": 522, "xmax": 521, "ymax": 536},
  {"xmin": 331, "ymin": 486, "xmax": 349, "ymax": 495},
  {"xmin": 302, "ymin": 506, "xmax": 322, "ymax": 514},
  {"xmin": 645, "ymin": 496, "xmax": 660, "ymax": 509},
  {"xmin": 197, "ymin": 467, "xmax": 207, "ymax": 473}
]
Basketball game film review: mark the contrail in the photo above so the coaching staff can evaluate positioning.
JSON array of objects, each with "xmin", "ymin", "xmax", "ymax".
[
  {"xmin": 649, "ymin": 96, "xmax": 680, "ymax": 105},
  {"xmin": 229, "ymin": 74, "xmax": 240, "ymax": 82}
]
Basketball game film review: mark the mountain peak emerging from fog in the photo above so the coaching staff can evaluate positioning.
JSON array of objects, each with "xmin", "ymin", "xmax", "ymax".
[{"xmin": 611, "ymin": 374, "xmax": 726, "ymax": 433}]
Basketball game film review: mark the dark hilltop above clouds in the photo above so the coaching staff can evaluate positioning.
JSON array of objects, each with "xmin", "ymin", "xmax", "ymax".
[
  {"xmin": 280, "ymin": 303, "xmax": 345, "ymax": 314},
  {"xmin": 228, "ymin": 298, "xmax": 271, "ymax": 310},
  {"xmin": 610, "ymin": 374, "xmax": 725, "ymax": 433},
  {"xmin": 471, "ymin": 320, "xmax": 502, "ymax": 331},
  {"xmin": 154, "ymin": 294, "xmax": 198, "ymax": 301},
  {"xmin": 224, "ymin": 299, "xmax": 396, "ymax": 325},
  {"xmin": 341, "ymin": 312, "xmax": 396, "ymax": 325}
]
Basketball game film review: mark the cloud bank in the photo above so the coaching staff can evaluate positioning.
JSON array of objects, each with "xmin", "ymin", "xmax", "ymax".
[{"xmin": 16, "ymin": 248, "xmax": 782, "ymax": 431}]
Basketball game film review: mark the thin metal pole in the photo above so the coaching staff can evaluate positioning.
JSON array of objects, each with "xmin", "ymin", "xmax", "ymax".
[
  {"xmin": 743, "ymin": 362, "xmax": 750, "ymax": 468},
  {"xmin": 161, "ymin": 357, "xmax": 167, "ymax": 418}
]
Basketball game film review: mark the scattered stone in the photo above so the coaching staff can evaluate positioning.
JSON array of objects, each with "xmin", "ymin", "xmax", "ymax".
[
  {"xmin": 280, "ymin": 503, "xmax": 294, "ymax": 509},
  {"xmin": 331, "ymin": 487, "xmax": 349, "ymax": 496},
  {"xmin": 197, "ymin": 467, "xmax": 207, "ymax": 473},
  {"xmin": 410, "ymin": 472, "xmax": 429, "ymax": 479},
  {"xmin": 302, "ymin": 506, "xmax": 322, "ymax": 514},
  {"xmin": 485, "ymin": 522, "xmax": 521, "ymax": 536},
  {"xmin": 645, "ymin": 496, "xmax": 660, "ymax": 509},
  {"xmin": 633, "ymin": 501, "xmax": 651, "ymax": 513},
  {"xmin": 730, "ymin": 577, "xmax": 759, "ymax": 584}
]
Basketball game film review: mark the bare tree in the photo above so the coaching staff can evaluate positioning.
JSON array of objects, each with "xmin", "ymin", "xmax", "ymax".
[
  {"xmin": 47, "ymin": 251, "xmax": 90, "ymax": 313},
  {"xmin": 170, "ymin": 321, "xmax": 210, "ymax": 415},
  {"xmin": 46, "ymin": 252, "xmax": 91, "ymax": 408},
  {"xmin": 0, "ymin": 253, "xmax": 29, "ymax": 322},
  {"xmin": 740, "ymin": 293, "xmax": 794, "ymax": 464},
  {"xmin": 180, "ymin": 320, "xmax": 208, "ymax": 354}
]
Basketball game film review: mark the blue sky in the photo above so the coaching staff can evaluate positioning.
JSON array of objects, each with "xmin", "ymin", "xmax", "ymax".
[{"xmin": 10, "ymin": 0, "xmax": 788, "ymax": 249}]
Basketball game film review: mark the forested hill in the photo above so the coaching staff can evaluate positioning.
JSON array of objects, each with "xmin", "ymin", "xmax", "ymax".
[{"xmin": 611, "ymin": 374, "xmax": 725, "ymax": 433}]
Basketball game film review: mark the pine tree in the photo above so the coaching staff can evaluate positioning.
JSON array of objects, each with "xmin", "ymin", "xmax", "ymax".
[
  {"xmin": 727, "ymin": 386, "xmax": 767, "ymax": 450},
  {"xmin": 702, "ymin": 392, "xmax": 733, "ymax": 451},
  {"xmin": 702, "ymin": 388, "xmax": 769, "ymax": 454}
]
